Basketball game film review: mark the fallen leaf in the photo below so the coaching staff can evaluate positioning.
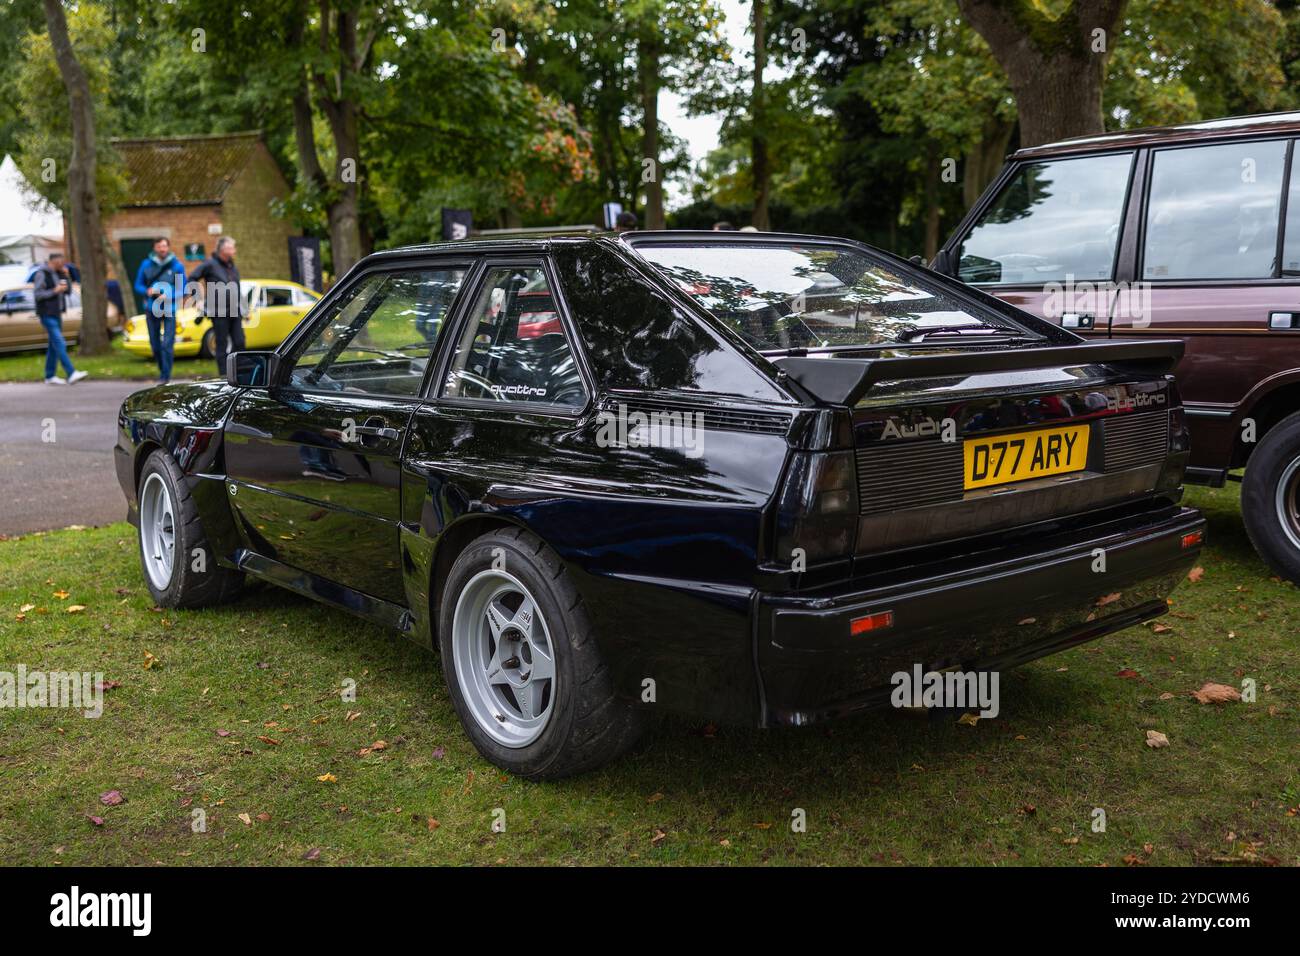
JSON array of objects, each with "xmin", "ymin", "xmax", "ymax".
[
  {"xmin": 1017, "ymin": 617, "xmax": 1036, "ymax": 626},
  {"xmin": 1158, "ymin": 692, "xmax": 1175, "ymax": 700},
  {"xmin": 753, "ymin": 822, "xmax": 773, "ymax": 830},
  {"xmin": 1187, "ymin": 567, "xmax": 1205, "ymax": 582},
  {"xmin": 1191, "ymin": 682, "xmax": 1241, "ymax": 705},
  {"xmin": 53, "ymin": 589, "xmax": 69, "ymax": 600},
  {"xmin": 651, "ymin": 829, "xmax": 667, "ymax": 845},
  {"xmin": 86, "ymin": 815, "xmax": 105, "ymax": 827},
  {"xmin": 317, "ymin": 773, "xmax": 337, "ymax": 783},
  {"xmin": 216, "ymin": 729, "xmax": 232, "ymax": 737},
  {"xmin": 1145, "ymin": 730, "xmax": 1170, "ymax": 748},
  {"xmin": 257, "ymin": 735, "xmax": 281, "ymax": 746},
  {"xmin": 646, "ymin": 792, "xmax": 664, "ymax": 803},
  {"xmin": 96, "ymin": 680, "xmax": 121, "ymax": 692},
  {"xmin": 303, "ymin": 848, "xmax": 321, "ymax": 861},
  {"xmin": 66, "ymin": 605, "xmax": 86, "ymax": 614},
  {"xmin": 957, "ymin": 712, "xmax": 980, "ymax": 726},
  {"xmin": 1096, "ymin": 592, "xmax": 1122, "ymax": 607},
  {"xmin": 19, "ymin": 603, "xmax": 35, "ymax": 613},
  {"xmin": 431, "ymin": 746, "xmax": 446, "ymax": 759},
  {"xmin": 1063, "ymin": 836, "xmax": 1079, "ymax": 845},
  {"xmin": 1116, "ymin": 668, "xmax": 1141, "ymax": 679},
  {"xmin": 1151, "ymin": 623, "xmax": 1172, "ymax": 634},
  {"xmin": 345, "ymin": 710, "xmax": 361, "ymax": 722},
  {"xmin": 427, "ymin": 818, "xmax": 440, "ymax": 831},
  {"xmin": 1122, "ymin": 853, "xmax": 1144, "ymax": 866},
  {"xmin": 257, "ymin": 812, "xmax": 271, "ymax": 822},
  {"xmin": 238, "ymin": 812, "xmax": 252, "ymax": 826},
  {"xmin": 142, "ymin": 651, "xmax": 161, "ymax": 670},
  {"xmin": 99, "ymin": 790, "xmax": 124, "ymax": 806},
  {"xmin": 371, "ymin": 740, "xmax": 387, "ymax": 751}
]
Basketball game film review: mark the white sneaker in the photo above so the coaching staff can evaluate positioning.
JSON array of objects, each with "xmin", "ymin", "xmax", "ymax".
[
  {"xmin": 44, "ymin": 376, "xmax": 67, "ymax": 385},
  {"xmin": 67, "ymin": 370, "xmax": 89, "ymax": 384}
]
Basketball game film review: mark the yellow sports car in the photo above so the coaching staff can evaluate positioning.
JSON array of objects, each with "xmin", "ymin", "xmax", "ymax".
[{"xmin": 122, "ymin": 279, "xmax": 321, "ymax": 359}]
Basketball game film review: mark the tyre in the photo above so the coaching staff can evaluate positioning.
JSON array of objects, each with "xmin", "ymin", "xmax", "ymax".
[
  {"xmin": 438, "ymin": 527, "xmax": 646, "ymax": 779},
  {"xmin": 1242, "ymin": 410, "xmax": 1300, "ymax": 583},
  {"xmin": 137, "ymin": 449, "xmax": 244, "ymax": 607},
  {"xmin": 199, "ymin": 327, "xmax": 216, "ymax": 359}
]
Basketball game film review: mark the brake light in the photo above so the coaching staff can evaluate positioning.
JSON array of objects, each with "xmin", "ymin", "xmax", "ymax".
[
  {"xmin": 850, "ymin": 610, "xmax": 893, "ymax": 635},
  {"xmin": 774, "ymin": 450, "xmax": 858, "ymax": 566}
]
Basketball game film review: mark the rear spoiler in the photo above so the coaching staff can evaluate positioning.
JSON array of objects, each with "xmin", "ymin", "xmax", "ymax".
[{"xmin": 771, "ymin": 339, "xmax": 1185, "ymax": 407}]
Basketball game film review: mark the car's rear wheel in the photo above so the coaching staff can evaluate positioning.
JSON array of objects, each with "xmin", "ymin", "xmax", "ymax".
[
  {"xmin": 137, "ymin": 450, "xmax": 244, "ymax": 607},
  {"xmin": 438, "ymin": 527, "xmax": 646, "ymax": 779},
  {"xmin": 199, "ymin": 327, "xmax": 216, "ymax": 359},
  {"xmin": 1242, "ymin": 410, "xmax": 1300, "ymax": 583}
]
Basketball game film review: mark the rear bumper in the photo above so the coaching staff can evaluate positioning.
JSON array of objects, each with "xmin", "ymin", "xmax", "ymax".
[{"xmin": 757, "ymin": 505, "xmax": 1204, "ymax": 726}]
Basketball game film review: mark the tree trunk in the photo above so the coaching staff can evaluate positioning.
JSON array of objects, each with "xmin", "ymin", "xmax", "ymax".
[
  {"xmin": 957, "ymin": 0, "xmax": 1128, "ymax": 147},
  {"xmin": 638, "ymin": 34, "xmax": 664, "ymax": 230},
  {"xmin": 924, "ymin": 150, "xmax": 941, "ymax": 260},
  {"xmin": 751, "ymin": 0, "xmax": 770, "ymax": 231},
  {"xmin": 963, "ymin": 117, "xmax": 1015, "ymax": 210},
  {"xmin": 42, "ymin": 0, "xmax": 109, "ymax": 354}
]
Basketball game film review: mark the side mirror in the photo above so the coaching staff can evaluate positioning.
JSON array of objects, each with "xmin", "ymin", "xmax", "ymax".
[
  {"xmin": 226, "ymin": 351, "xmax": 280, "ymax": 388},
  {"xmin": 930, "ymin": 248, "xmax": 953, "ymax": 276}
]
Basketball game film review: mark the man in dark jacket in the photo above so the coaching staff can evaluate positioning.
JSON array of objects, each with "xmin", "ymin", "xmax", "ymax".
[
  {"xmin": 188, "ymin": 236, "xmax": 246, "ymax": 374},
  {"xmin": 33, "ymin": 252, "xmax": 88, "ymax": 385},
  {"xmin": 133, "ymin": 237, "xmax": 186, "ymax": 384}
]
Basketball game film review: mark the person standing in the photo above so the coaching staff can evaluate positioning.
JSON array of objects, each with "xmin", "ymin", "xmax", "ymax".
[
  {"xmin": 33, "ymin": 252, "xmax": 88, "ymax": 385},
  {"xmin": 189, "ymin": 236, "xmax": 246, "ymax": 375},
  {"xmin": 133, "ymin": 237, "xmax": 186, "ymax": 384}
]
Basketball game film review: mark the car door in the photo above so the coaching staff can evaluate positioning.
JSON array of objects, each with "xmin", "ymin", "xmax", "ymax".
[
  {"xmin": 222, "ymin": 264, "xmax": 470, "ymax": 602},
  {"xmin": 940, "ymin": 150, "xmax": 1137, "ymax": 335},
  {"xmin": 245, "ymin": 283, "xmax": 305, "ymax": 348},
  {"xmin": 0, "ymin": 287, "xmax": 43, "ymax": 350},
  {"xmin": 1108, "ymin": 138, "xmax": 1300, "ymax": 421}
]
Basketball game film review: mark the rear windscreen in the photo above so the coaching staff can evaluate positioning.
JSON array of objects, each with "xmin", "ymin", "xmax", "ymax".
[{"xmin": 636, "ymin": 242, "xmax": 1031, "ymax": 352}]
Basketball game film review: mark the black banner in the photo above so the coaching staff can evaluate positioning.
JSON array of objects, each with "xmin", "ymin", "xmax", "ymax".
[{"xmin": 288, "ymin": 236, "xmax": 322, "ymax": 292}]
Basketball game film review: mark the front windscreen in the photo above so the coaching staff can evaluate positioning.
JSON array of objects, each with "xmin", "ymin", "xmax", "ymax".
[{"xmin": 636, "ymin": 241, "xmax": 1034, "ymax": 353}]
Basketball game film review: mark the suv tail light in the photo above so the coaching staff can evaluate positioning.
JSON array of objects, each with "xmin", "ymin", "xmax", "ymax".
[{"xmin": 774, "ymin": 450, "xmax": 858, "ymax": 567}]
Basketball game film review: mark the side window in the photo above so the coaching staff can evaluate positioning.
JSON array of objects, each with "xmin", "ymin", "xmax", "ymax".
[
  {"xmin": 263, "ymin": 286, "xmax": 294, "ymax": 307},
  {"xmin": 441, "ymin": 265, "xmax": 586, "ymax": 409},
  {"xmin": 1281, "ymin": 144, "xmax": 1300, "ymax": 275},
  {"xmin": 287, "ymin": 268, "xmax": 467, "ymax": 396},
  {"xmin": 1144, "ymin": 140, "xmax": 1287, "ymax": 280},
  {"xmin": 292, "ymin": 288, "xmax": 318, "ymax": 307},
  {"xmin": 958, "ymin": 153, "xmax": 1133, "ymax": 285}
]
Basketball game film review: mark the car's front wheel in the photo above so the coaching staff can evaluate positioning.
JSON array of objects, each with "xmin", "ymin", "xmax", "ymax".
[
  {"xmin": 199, "ymin": 327, "xmax": 216, "ymax": 359},
  {"xmin": 1242, "ymin": 410, "xmax": 1300, "ymax": 583},
  {"xmin": 438, "ymin": 528, "xmax": 646, "ymax": 779},
  {"xmin": 137, "ymin": 450, "xmax": 244, "ymax": 607}
]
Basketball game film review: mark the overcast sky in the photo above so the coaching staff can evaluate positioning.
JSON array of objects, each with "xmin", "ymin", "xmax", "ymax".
[{"xmin": 659, "ymin": 0, "xmax": 752, "ymax": 207}]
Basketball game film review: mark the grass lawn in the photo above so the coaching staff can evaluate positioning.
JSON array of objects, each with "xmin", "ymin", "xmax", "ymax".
[
  {"xmin": 0, "ymin": 337, "xmax": 214, "ymax": 382},
  {"xmin": 0, "ymin": 483, "xmax": 1296, "ymax": 866}
]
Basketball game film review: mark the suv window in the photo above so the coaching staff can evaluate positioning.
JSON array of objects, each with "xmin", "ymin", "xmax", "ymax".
[
  {"xmin": 1144, "ymin": 140, "xmax": 1287, "ymax": 280},
  {"xmin": 287, "ymin": 268, "xmax": 466, "ymax": 396},
  {"xmin": 958, "ymin": 153, "xmax": 1133, "ymax": 285},
  {"xmin": 1279, "ymin": 143, "xmax": 1300, "ymax": 275},
  {"xmin": 441, "ymin": 266, "xmax": 586, "ymax": 408}
]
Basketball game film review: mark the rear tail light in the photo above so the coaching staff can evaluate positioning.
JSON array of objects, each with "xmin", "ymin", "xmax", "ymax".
[
  {"xmin": 1181, "ymin": 530, "xmax": 1203, "ymax": 549},
  {"xmin": 774, "ymin": 450, "xmax": 858, "ymax": 566}
]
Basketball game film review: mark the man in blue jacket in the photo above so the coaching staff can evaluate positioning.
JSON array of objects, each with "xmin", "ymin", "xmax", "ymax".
[{"xmin": 133, "ymin": 237, "xmax": 186, "ymax": 384}]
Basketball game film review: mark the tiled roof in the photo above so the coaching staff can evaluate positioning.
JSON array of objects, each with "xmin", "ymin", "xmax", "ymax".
[{"xmin": 111, "ymin": 131, "xmax": 262, "ymax": 207}]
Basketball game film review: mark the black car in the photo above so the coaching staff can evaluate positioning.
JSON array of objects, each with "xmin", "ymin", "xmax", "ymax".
[{"xmin": 115, "ymin": 231, "xmax": 1205, "ymax": 778}]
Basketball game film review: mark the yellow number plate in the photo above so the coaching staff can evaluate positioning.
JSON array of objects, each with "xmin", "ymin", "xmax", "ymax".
[{"xmin": 963, "ymin": 424, "xmax": 1089, "ymax": 490}]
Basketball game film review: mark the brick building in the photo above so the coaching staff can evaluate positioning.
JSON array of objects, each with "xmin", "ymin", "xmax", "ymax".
[{"xmin": 103, "ymin": 131, "xmax": 297, "ymax": 293}]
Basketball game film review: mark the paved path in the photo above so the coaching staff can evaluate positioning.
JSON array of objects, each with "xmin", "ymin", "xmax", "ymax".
[{"xmin": 0, "ymin": 379, "xmax": 153, "ymax": 535}]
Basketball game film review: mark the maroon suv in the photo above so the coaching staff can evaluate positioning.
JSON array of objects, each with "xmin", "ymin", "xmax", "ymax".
[{"xmin": 937, "ymin": 111, "xmax": 1300, "ymax": 583}]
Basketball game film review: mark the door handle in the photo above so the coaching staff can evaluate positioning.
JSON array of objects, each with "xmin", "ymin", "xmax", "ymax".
[{"xmin": 353, "ymin": 416, "xmax": 400, "ymax": 441}]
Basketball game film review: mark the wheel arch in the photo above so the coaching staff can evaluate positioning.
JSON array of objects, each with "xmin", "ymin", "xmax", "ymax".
[
  {"xmin": 428, "ymin": 512, "xmax": 537, "ymax": 639},
  {"xmin": 1233, "ymin": 375, "xmax": 1300, "ymax": 469}
]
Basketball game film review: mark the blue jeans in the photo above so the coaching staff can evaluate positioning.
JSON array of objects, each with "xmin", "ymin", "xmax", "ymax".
[
  {"xmin": 40, "ymin": 315, "xmax": 75, "ymax": 379},
  {"xmin": 145, "ymin": 311, "xmax": 176, "ymax": 381}
]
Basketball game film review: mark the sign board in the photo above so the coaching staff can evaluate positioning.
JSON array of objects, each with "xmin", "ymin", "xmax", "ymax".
[{"xmin": 288, "ymin": 236, "xmax": 323, "ymax": 292}]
